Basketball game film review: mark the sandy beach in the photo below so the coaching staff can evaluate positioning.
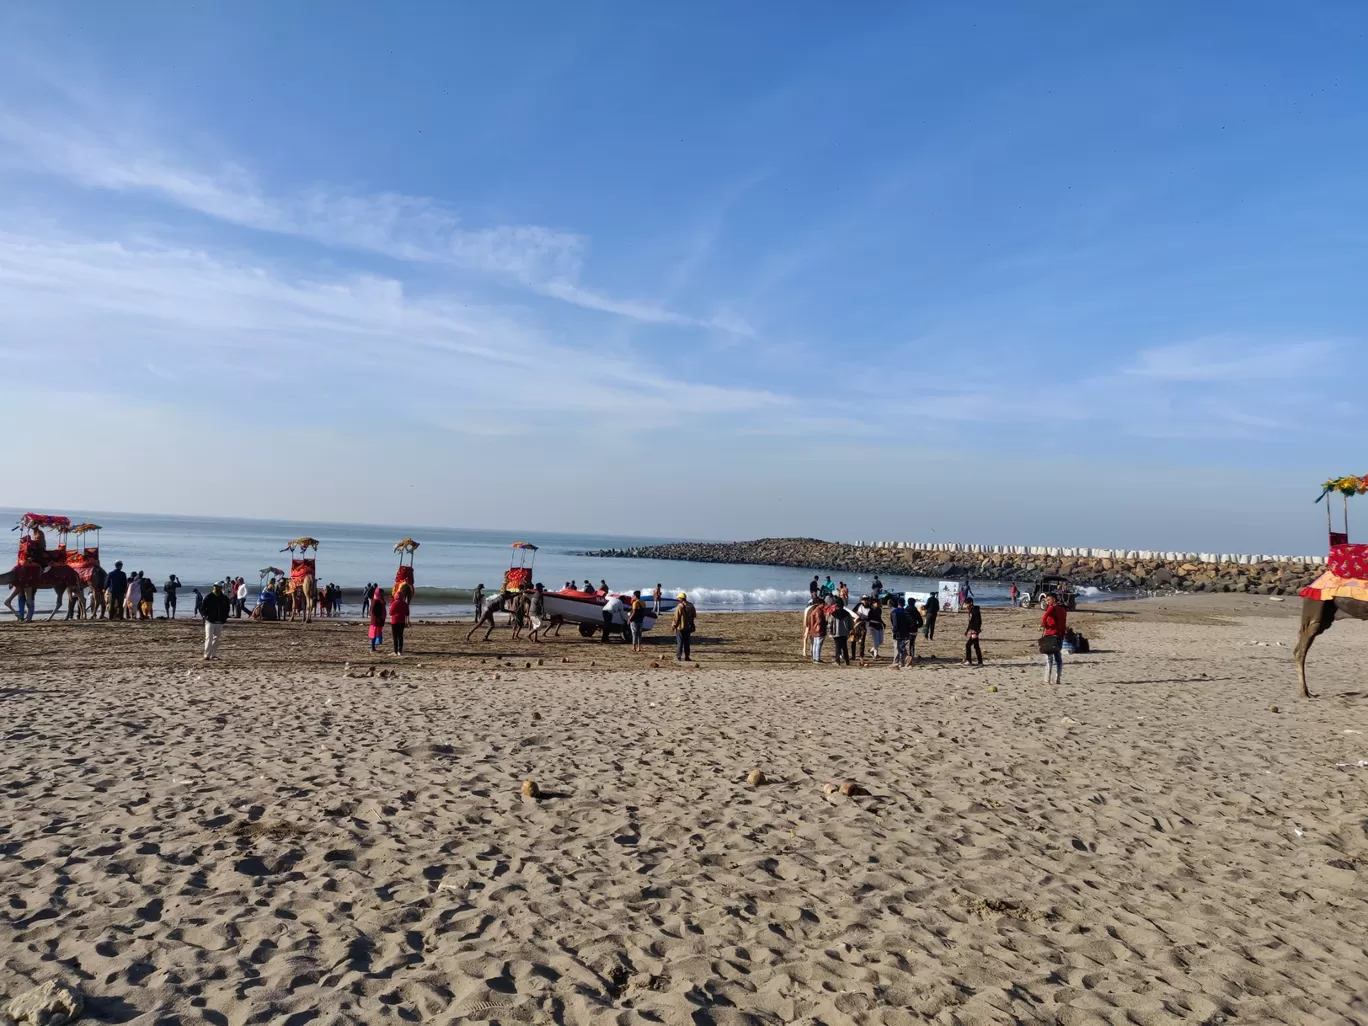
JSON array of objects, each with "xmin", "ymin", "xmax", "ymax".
[{"xmin": 2, "ymin": 596, "xmax": 1367, "ymax": 1025}]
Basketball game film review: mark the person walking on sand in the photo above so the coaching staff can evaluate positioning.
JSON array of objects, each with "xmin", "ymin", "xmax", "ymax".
[
  {"xmin": 838, "ymin": 582, "xmax": 849, "ymax": 604},
  {"xmin": 529, "ymin": 583, "xmax": 547, "ymax": 643},
  {"xmin": 1040, "ymin": 593, "xmax": 1067, "ymax": 685},
  {"xmin": 866, "ymin": 595, "xmax": 885, "ymax": 659},
  {"xmin": 963, "ymin": 597, "xmax": 983, "ymax": 666},
  {"xmin": 471, "ymin": 583, "xmax": 485, "ymax": 620},
  {"xmin": 389, "ymin": 583, "xmax": 411, "ymax": 656},
  {"xmin": 809, "ymin": 576, "xmax": 820, "ymax": 603},
  {"xmin": 671, "ymin": 591, "xmax": 696, "ymax": 661},
  {"xmin": 201, "ymin": 583, "xmax": 231, "ymax": 660},
  {"xmin": 652, "ymin": 583, "xmax": 662, "ymax": 614},
  {"xmin": 1009, "ymin": 582, "xmax": 1019, "ymax": 607},
  {"xmin": 510, "ymin": 590, "xmax": 529, "ymax": 640},
  {"xmin": 850, "ymin": 603, "xmax": 867, "ymax": 661},
  {"xmin": 827, "ymin": 597, "xmax": 853, "ymax": 665},
  {"xmin": 905, "ymin": 595, "xmax": 924, "ymax": 662},
  {"xmin": 164, "ymin": 574, "xmax": 180, "ymax": 619},
  {"xmin": 192, "ymin": 587, "xmax": 203, "ymax": 617},
  {"xmin": 805, "ymin": 596, "xmax": 826, "ymax": 662},
  {"xmin": 628, "ymin": 590, "xmax": 648, "ymax": 652},
  {"xmin": 890, "ymin": 597, "xmax": 911, "ymax": 668},
  {"xmin": 235, "ymin": 577, "xmax": 249, "ymax": 618},
  {"xmin": 368, "ymin": 586, "xmax": 385, "ymax": 652},
  {"xmin": 922, "ymin": 591, "xmax": 939, "ymax": 641}
]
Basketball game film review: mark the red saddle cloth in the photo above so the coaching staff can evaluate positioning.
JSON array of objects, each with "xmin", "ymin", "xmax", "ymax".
[
  {"xmin": 290, "ymin": 558, "xmax": 316, "ymax": 581},
  {"xmin": 394, "ymin": 565, "xmax": 415, "ymax": 590},
  {"xmin": 1328, "ymin": 544, "xmax": 1368, "ymax": 580}
]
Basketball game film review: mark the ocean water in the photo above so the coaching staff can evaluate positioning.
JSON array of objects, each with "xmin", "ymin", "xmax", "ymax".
[{"xmin": 3, "ymin": 508, "xmax": 1066, "ymax": 617}]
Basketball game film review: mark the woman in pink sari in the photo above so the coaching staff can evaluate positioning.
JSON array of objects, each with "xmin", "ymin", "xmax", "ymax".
[{"xmin": 368, "ymin": 586, "xmax": 385, "ymax": 652}]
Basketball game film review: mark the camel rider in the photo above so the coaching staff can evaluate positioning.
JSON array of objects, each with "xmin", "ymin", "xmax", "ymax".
[{"xmin": 25, "ymin": 525, "xmax": 48, "ymax": 566}]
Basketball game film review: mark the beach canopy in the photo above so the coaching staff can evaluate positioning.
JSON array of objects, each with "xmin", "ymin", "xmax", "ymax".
[
  {"xmin": 70, "ymin": 522, "xmax": 102, "ymax": 534},
  {"xmin": 510, "ymin": 541, "xmax": 539, "ymax": 551},
  {"xmin": 394, "ymin": 538, "xmax": 420, "ymax": 554},
  {"xmin": 259, "ymin": 566, "xmax": 286, "ymax": 577},
  {"xmin": 282, "ymin": 536, "xmax": 321, "ymax": 551},
  {"xmin": 18, "ymin": 513, "xmax": 72, "ymax": 531},
  {"xmin": 1317, "ymin": 475, "xmax": 1368, "ymax": 502}
]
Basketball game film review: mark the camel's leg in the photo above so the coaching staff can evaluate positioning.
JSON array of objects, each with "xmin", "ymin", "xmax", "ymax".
[
  {"xmin": 1294, "ymin": 599, "xmax": 1335, "ymax": 699},
  {"xmin": 46, "ymin": 587, "xmax": 63, "ymax": 621},
  {"xmin": 2, "ymin": 587, "xmax": 14, "ymax": 614}
]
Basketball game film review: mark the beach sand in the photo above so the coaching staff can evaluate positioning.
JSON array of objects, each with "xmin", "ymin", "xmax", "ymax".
[{"xmin": 2, "ymin": 596, "xmax": 1367, "ymax": 1024}]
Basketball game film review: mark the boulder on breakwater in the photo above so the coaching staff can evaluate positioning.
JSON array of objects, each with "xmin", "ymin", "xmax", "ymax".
[{"xmin": 582, "ymin": 538, "xmax": 1322, "ymax": 596}]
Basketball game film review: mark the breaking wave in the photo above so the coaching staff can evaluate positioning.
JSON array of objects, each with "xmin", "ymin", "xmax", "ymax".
[{"xmin": 675, "ymin": 587, "xmax": 812, "ymax": 609}]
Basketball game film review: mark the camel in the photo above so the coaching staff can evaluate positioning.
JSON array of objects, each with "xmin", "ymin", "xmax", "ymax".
[
  {"xmin": 0, "ymin": 564, "xmax": 84, "ymax": 621},
  {"xmin": 1294, "ymin": 596, "xmax": 1368, "ymax": 699},
  {"xmin": 288, "ymin": 574, "xmax": 317, "ymax": 623}
]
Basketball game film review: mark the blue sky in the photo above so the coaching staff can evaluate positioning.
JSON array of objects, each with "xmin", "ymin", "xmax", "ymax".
[{"xmin": 1, "ymin": 3, "xmax": 1364, "ymax": 552}]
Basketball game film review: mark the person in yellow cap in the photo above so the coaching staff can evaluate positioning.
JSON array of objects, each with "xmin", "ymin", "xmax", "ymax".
[{"xmin": 671, "ymin": 591, "xmax": 696, "ymax": 661}]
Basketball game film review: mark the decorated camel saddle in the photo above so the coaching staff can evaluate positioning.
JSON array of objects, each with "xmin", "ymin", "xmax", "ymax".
[
  {"xmin": 1300, "ymin": 544, "xmax": 1368, "ymax": 603},
  {"xmin": 1301, "ymin": 476, "xmax": 1368, "ymax": 603}
]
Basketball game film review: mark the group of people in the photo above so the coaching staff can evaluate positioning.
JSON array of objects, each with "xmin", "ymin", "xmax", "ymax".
[
  {"xmin": 366, "ymin": 583, "xmax": 411, "ymax": 655},
  {"xmin": 88, "ymin": 563, "xmax": 198, "ymax": 621},
  {"xmin": 800, "ymin": 584, "xmax": 1071, "ymax": 682}
]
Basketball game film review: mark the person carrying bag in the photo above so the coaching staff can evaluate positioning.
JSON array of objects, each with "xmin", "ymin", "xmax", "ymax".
[{"xmin": 1039, "ymin": 593, "xmax": 1067, "ymax": 685}]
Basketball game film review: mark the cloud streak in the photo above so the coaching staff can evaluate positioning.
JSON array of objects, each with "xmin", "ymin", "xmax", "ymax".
[
  {"xmin": 0, "ymin": 227, "xmax": 780, "ymax": 431},
  {"xmin": 0, "ymin": 83, "xmax": 744, "ymax": 332}
]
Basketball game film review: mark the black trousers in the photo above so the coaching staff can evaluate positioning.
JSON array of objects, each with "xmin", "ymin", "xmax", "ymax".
[
  {"xmin": 834, "ymin": 637, "xmax": 850, "ymax": 664},
  {"xmin": 924, "ymin": 612, "xmax": 937, "ymax": 639},
  {"xmin": 964, "ymin": 636, "xmax": 982, "ymax": 664},
  {"xmin": 392, "ymin": 623, "xmax": 405, "ymax": 654},
  {"xmin": 601, "ymin": 611, "xmax": 613, "ymax": 642}
]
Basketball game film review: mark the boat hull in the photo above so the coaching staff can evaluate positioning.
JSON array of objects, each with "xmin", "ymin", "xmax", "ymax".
[{"xmin": 540, "ymin": 591, "xmax": 672, "ymax": 633}]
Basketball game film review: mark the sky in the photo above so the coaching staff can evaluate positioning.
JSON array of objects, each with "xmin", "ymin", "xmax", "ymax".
[{"xmin": 1, "ymin": 3, "xmax": 1365, "ymax": 553}]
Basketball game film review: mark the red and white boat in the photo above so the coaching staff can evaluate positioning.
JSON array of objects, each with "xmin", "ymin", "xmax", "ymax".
[{"xmin": 541, "ymin": 587, "xmax": 676, "ymax": 638}]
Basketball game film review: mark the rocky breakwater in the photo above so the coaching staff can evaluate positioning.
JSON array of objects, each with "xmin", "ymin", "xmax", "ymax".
[{"xmin": 585, "ymin": 538, "xmax": 1323, "ymax": 595}]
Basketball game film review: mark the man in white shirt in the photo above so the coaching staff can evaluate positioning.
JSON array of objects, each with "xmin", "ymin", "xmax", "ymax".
[
  {"xmin": 600, "ymin": 593, "xmax": 625, "ymax": 643},
  {"xmin": 235, "ymin": 579, "xmax": 250, "ymax": 618}
]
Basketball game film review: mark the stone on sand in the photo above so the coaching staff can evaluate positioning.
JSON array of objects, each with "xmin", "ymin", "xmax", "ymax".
[
  {"xmin": 839, "ymin": 780, "xmax": 869, "ymax": 797},
  {"xmin": 746, "ymin": 769, "xmax": 767, "ymax": 786},
  {"xmin": 521, "ymin": 779, "xmax": 542, "ymax": 800},
  {"xmin": 5, "ymin": 979, "xmax": 84, "ymax": 1026}
]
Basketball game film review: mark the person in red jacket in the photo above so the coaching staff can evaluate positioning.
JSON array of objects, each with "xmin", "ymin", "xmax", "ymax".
[
  {"xmin": 368, "ymin": 586, "xmax": 386, "ymax": 652},
  {"xmin": 389, "ymin": 584, "xmax": 411, "ymax": 657},
  {"xmin": 1040, "ymin": 593, "xmax": 1067, "ymax": 685}
]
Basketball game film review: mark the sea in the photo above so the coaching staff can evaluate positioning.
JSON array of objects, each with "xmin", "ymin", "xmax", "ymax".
[{"xmin": 2, "ymin": 509, "xmax": 1103, "ymax": 618}]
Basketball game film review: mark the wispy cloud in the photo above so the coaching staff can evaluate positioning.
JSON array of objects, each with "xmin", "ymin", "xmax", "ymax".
[
  {"xmin": 0, "ymin": 226, "xmax": 779, "ymax": 430},
  {"xmin": 1124, "ymin": 337, "xmax": 1334, "ymax": 382},
  {"xmin": 0, "ymin": 72, "xmax": 745, "ymax": 333}
]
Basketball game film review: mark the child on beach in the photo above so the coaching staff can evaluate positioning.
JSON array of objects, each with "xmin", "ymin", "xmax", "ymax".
[{"xmin": 368, "ymin": 587, "xmax": 385, "ymax": 652}]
